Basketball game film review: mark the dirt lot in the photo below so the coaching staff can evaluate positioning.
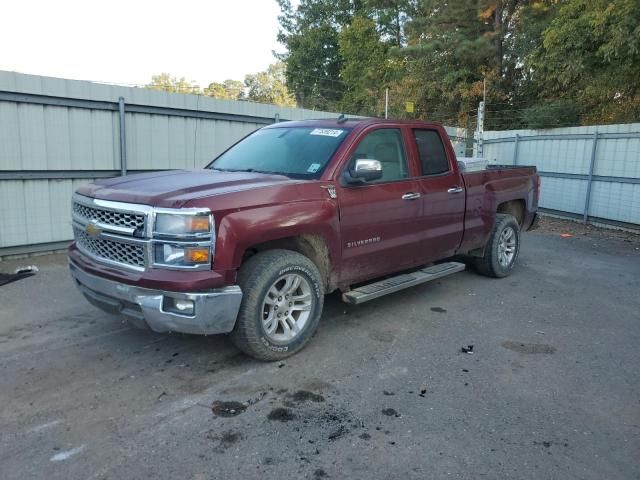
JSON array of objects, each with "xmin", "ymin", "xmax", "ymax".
[{"xmin": 1, "ymin": 219, "xmax": 639, "ymax": 480}]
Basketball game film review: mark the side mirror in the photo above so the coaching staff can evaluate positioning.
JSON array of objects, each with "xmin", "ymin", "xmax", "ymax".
[{"xmin": 342, "ymin": 159, "xmax": 383, "ymax": 185}]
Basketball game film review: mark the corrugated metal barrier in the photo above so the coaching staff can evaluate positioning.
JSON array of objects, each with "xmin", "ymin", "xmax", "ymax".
[
  {"xmin": 479, "ymin": 124, "xmax": 640, "ymax": 226},
  {"xmin": 0, "ymin": 72, "xmax": 341, "ymax": 255},
  {"xmin": 0, "ymin": 71, "xmax": 471, "ymax": 256}
]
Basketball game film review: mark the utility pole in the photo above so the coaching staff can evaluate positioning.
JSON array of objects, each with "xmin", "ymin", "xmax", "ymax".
[
  {"xmin": 476, "ymin": 100, "xmax": 485, "ymax": 158},
  {"xmin": 476, "ymin": 78, "xmax": 486, "ymax": 157},
  {"xmin": 384, "ymin": 88, "xmax": 389, "ymax": 119}
]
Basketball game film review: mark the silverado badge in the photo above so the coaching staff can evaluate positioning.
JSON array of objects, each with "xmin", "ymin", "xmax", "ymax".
[{"xmin": 85, "ymin": 222, "xmax": 102, "ymax": 238}]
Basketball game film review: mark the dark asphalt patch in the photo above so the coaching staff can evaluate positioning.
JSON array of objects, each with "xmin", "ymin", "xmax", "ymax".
[
  {"xmin": 267, "ymin": 407, "xmax": 296, "ymax": 422},
  {"xmin": 287, "ymin": 390, "xmax": 325, "ymax": 403},
  {"xmin": 381, "ymin": 408, "xmax": 400, "ymax": 417},
  {"xmin": 502, "ymin": 341, "xmax": 556, "ymax": 354},
  {"xmin": 327, "ymin": 425, "xmax": 348, "ymax": 441},
  {"xmin": 207, "ymin": 430, "xmax": 243, "ymax": 451}
]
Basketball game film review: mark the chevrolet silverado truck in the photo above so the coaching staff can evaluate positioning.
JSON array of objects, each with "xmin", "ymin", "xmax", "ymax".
[{"xmin": 69, "ymin": 118, "xmax": 539, "ymax": 360}]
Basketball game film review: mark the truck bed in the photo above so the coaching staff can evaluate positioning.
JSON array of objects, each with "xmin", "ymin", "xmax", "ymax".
[{"xmin": 458, "ymin": 164, "xmax": 539, "ymax": 253}]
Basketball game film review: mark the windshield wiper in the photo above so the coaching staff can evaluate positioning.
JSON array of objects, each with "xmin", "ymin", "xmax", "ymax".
[{"xmin": 215, "ymin": 167, "xmax": 282, "ymax": 175}]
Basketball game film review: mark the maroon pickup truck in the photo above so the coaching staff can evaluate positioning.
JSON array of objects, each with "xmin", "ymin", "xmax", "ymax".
[{"xmin": 69, "ymin": 118, "xmax": 539, "ymax": 360}]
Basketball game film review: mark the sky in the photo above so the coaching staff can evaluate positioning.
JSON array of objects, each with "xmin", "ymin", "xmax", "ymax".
[{"xmin": 1, "ymin": 0, "xmax": 288, "ymax": 88}]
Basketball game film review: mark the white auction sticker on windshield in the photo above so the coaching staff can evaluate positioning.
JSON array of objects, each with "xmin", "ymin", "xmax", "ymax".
[
  {"xmin": 310, "ymin": 128, "xmax": 344, "ymax": 137},
  {"xmin": 307, "ymin": 163, "xmax": 321, "ymax": 173}
]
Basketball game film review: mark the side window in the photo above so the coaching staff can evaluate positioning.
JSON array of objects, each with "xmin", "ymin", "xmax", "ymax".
[
  {"xmin": 350, "ymin": 128, "xmax": 408, "ymax": 182},
  {"xmin": 414, "ymin": 130, "xmax": 450, "ymax": 176}
]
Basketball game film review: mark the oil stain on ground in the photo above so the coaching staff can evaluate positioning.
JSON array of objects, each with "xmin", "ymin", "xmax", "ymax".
[
  {"xmin": 287, "ymin": 390, "xmax": 325, "ymax": 403},
  {"xmin": 267, "ymin": 407, "xmax": 296, "ymax": 422},
  {"xmin": 207, "ymin": 429, "xmax": 243, "ymax": 452},
  {"xmin": 502, "ymin": 341, "xmax": 556, "ymax": 354},
  {"xmin": 211, "ymin": 400, "xmax": 247, "ymax": 417},
  {"xmin": 381, "ymin": 408, "xmax": 400, "ymax": 417}
]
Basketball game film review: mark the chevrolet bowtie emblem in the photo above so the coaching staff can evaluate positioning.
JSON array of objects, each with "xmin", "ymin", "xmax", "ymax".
[{"xmin": 85, "ymin": 222, "xmax": 102, "ymax": 238}]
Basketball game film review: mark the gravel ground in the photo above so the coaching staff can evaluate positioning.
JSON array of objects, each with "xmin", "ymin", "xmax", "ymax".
[{"xmin": 0, "ymin": 221, "xmax": 638, "ymax": 480}]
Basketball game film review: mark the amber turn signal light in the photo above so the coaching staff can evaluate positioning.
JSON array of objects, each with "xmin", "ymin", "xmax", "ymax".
[
  {"xmin": 185, "ymin": 247, "xmax": 210, "ymax": 263},
  {"xmin": 188, "ymin": 216, "xmax": 210, "ymax": 232}
]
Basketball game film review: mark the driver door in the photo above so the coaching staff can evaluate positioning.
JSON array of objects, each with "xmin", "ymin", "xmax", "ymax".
[{"xmin": 336, "ymin": 127, "xmax": 424, "ymax": 285}]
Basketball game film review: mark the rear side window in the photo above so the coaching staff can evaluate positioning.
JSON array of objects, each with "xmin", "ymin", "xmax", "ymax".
[{"xmin": 414, "ymin": 130, "xmax": 449, "ymax": 176}]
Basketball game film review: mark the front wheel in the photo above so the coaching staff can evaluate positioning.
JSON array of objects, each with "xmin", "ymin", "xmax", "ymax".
[
  {"xmin": 230, "ymin": 249, "xmax": 324, "ymax": 361},
  {"xmin": 474, "ymin": 213, "xmax": 521, "ymax": 278}
]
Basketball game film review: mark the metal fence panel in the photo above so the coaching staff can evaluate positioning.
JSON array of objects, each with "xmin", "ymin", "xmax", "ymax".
[
  {"xmin": 481, "ymin": 123, "xmax": 640, "ymax": 225},
  {"xmin": 4, "ymin": 70, "xmax": 637, "ymax": 255},
  {"xmin": 0, "ymin": 71, "xmax": 348, "ymax": 253}
]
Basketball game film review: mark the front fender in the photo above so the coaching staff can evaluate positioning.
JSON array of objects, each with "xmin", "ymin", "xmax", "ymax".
[{"xmin": 214, "ymin": 199, "xmax": 341, "ymax": 272}]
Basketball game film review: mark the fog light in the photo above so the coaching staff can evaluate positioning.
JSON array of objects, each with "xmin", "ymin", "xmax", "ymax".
[{"xmin": 163, "ymin": 297, "xmax": 195, "ymax": 316}]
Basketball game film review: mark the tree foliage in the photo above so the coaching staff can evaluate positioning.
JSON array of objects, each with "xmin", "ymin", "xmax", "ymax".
[
  {"xmin": 148, "ymin": 63, "xmax": 296, "ymax": 107},
  {"xmin": 530, "ymin": 0, "xmax": 640, "ymax": 124},
  {"xmin": 245, "ymin": 63, "xmax": 296, "ymax": 107},
  {"xmin": 204, "ymin": 79, "xmax": 245, "ymax": 100},
  {"xmin": 147, "ymin": 73, "xmax": 200, "ymax": 94},
  {"xmin": 277, "ymin": 0, "xmax": 640, "ymax": 128}
]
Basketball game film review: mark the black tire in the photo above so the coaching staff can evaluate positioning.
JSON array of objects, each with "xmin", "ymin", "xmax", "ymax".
[
  {"xmin": 474, "ymin": 213, "xmax": 521, "ymax": 278},
  {"xmin": 230, "ymin": 249, "xmax": 324, "ymax": 361}
]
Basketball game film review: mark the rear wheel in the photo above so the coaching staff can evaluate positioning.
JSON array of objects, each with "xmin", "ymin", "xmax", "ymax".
[
  {"xmin": 474, "ymin": 213, "xmax": 521, "ymax": 278},
  {"xmin": 230, "ymin": 249, "xmax": 324, "ymax": 361}
]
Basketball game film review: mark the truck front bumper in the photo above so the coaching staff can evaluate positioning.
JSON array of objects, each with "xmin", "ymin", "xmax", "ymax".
[{"xmin": 69, "ymin": 260, "xmax": 243, "ymax": 335}]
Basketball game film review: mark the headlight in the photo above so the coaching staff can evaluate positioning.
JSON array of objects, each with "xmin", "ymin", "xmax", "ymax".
[
  {"xmin": 154, "ymin": 243, "xmax": 211, "ymax": 267},
  {"xmin": 154, "ymin": 213, "xmax": 211, "ymax": 236},
  {"xmin": 151, "ymin": 210, "xmax": 214, "ymax": 270}
]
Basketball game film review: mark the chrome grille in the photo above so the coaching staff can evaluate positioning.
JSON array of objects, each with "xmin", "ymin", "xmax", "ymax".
[
  {"xmin": 73, "ymin": 226, "xmax": 145, "ymax": 269},
  {"xmin": 73, "ymin": 202, "xmax": 145, "ymax": 231}
]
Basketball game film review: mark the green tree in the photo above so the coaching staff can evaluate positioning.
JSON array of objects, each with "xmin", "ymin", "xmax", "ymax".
[
  {"xmin": 365, "ymin": 0, "xmax": 416, "ymax": 47},
  {"xmin": 338, "ymin": 16, "xmax": 390, "ymax": 115},
  {"xmin": 529, "ymin": 0, "xmax": 640, "ymax": 125},
  {"xmin": 203, "ymin": 79, "xmax": 245, "ymax": 100},
  {"xmin": 244, "ymin": 63, "xmax": 296, "ymax": 107},
  {"xmin": 402, "ymin": 0, "xmax": 495, "ymax": 124},
  {"xmin": 276, "ymin": 0, "xmax": 361, "ymax": 110},
  {"xmin": 147, "ymin": 73, "xmax": 200, "ymax": 94}
]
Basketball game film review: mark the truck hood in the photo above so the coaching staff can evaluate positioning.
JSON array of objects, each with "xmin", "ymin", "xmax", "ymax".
[{"xmin": 78, "ymin": 169, "xmax": 302, "ymax": 208}]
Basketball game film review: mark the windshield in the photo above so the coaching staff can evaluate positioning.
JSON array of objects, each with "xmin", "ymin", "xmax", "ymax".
[{"xmin": 210, "ymin": 126, "xmax": 349, "ymax": 179}]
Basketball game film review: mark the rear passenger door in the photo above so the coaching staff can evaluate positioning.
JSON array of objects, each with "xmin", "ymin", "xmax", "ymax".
[{"xmin": 411, "ymin": 129, "xmax": 466, "ymax": 262}]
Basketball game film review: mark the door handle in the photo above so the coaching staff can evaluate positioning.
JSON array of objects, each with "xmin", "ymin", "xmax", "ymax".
[
  {"xmin": 402, "ymin": 192, "xmax": 421, "ymax": 200},
  {"xmin": 447, "ymin": 186, "xmax": 464, "ymax": 194}
]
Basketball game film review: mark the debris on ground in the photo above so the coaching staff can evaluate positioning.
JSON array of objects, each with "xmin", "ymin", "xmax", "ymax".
[
  {"xmin": 15, "ymin": 265, "xmax": 39, "ymax": 274},
  {"xmin": 0, "ymin": 265, "xmax": 38, "ymax": 287},
  {"xmin": 537, "ymin": 216, "xmax": 640, "ymax": 246},
  {"xmin": 419, "ymin": 384, "xmax": 428, "ymax": 397},
  {"xmin": 461, "ymin": 345, "xmax": 474, "ymax": 354},
  {"xmin": 211, "ymin": 400, "xmax": 248, "ymax": 417},
  {"xmin": 560, "ymin": 233, "xmax": 573, "ymax": 238}
]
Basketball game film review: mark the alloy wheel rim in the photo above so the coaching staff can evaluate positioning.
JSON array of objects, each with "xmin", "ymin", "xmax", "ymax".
[
  {"xmin": 498, "ymin": 227, "xmax": 517, "ymax": 267},
  {"xmin": 261, "ymin": 273, "xmax": 313, "ymax": 343}
]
